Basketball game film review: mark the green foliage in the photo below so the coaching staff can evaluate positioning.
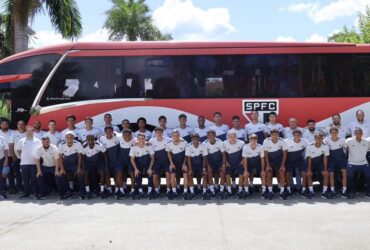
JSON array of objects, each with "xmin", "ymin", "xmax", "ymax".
[
  {"xmin": 104, "ymin": 0, "xmax": 172, "ymax": 41},
  {"xmin": 328, "ymin": 6, "xmax": 370, "ymax": 43}
]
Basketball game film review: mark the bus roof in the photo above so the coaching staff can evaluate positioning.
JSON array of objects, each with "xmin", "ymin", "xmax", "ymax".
[{"xmin": 2, "ymin": 41, "xmax": 370, "ymax": 64}]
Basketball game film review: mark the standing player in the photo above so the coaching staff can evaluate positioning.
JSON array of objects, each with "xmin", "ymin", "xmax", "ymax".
[
  {"xmin": 185, "ymin": 133, "xmax": 207, "ymax": 200},
  {"xmin": 79, "ymin": 117, "xmax": 101, "ymax": 143},
  {"xmin": 284, "ymin": 118, "xmax": 304, "ymax": 139},
  {"xmin": 208, "ymin": 112, "xmax": 229, "ymax": 141},
  {"xmin": 324, "ymin": 127, "xmax": 348, "ymax": 198},
  {"xmin": 0, "ymin": 119, "xmax": 12, "ymax": 194},
  {"xmin": 166, "ymin": 130, "xmax": 187, "ymax": 199},
  {"xmin": 99, "ymin": 126, "xmax": 120, "ymax": 197},
  {"xmin": 302, "ymin": 119, "xmax": 318, "ymax": 143},
  {"xmin": 61, "ymin": 114, "xmax": 80, "ymax": 141},
  {"xmin": 0, "ymin": 134, "xmax": 8, "ymax": 199},
  {"xmin": 99, "ymin": 113, "xmax": 120, "ymax": 135},
  {"xmin": 117, "ymin": 129, "xmax": 136, "ymax": 197},
  {"xmin": 227, "ymin": 115, "xmax": 246, "ymax": 141},
  {"xmin": 326, "ymin": 113, "xmax": 350, "ymax": 139},
  {"xmin": 43, "ymin": 120, "xmax": 62, "ymax": 146},
  {"xmin": 242, "ymin": 134, "xmax": 265, "ymax": 198},
  {"xmin": 345, "ymin": 127, "xmax": 370, "ymax": 198},
  {"xmin": 149, "ymin": 127, "xmax": 170, "ymax": 199},
  {"xmin": 81, "ymin": 135, "xmax": 108, "ymax": 199},
  {"xmin": 305, "ymin": 132, "xmax": 330, "ymax": 199},
  {"xmin": 203, "ymin": 130, "xmax": 226, "ymax": 196},
  {"xmin": 285, "ymin": 130, "xmax": 308, "ymax": 196},
  {"xmin": 244, "ymin": 111, "xmax": 267, "ymax": 145},
  {"xmin": 193, "ymin": 115, "xmax": 208, "ymax": 142},
  {"xmin": 176, "ymin": 114, "xmax": 193, "ymax": 143},
  {"xmin": 263, "ymin": 129, "xmax": 288, "ymax": 200},
  {"xmin": 58, "ymin": 131, "xmax": 84, "ymax": 199},
  {"xmin": 265, "ymin": 112, "xmax": 284, "ymax": 138},
  {"xmin": 151, "ymin": 116, "xmax": 172, "ymax": 139},
  {"xmin": 133, "ymin": 117, "xmax": 152, "ymax": 141},
  {"xmin": 121, "ymin": 119, "xmax": 131, "ymax": 131},
  {"xmin": 349, "ymin": 110, "xmax": 370, "ymax": 138},
  {"xmin": 16, "ymin": 126, "xmax": 42, "ymax": 199},
  {"xmin": 129, "ymin": 134, "xmax": 155, "ymax": 199},
  {"xmin": 224, "ymin": 129, "xmax": 246, "ymax": 199}
]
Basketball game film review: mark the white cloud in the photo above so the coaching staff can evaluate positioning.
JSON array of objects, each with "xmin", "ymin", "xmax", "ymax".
[
  {"xmin": 78, "ymin": 28, "xmax": 110, "ymax": 42},
  {"xmin": 283, "ymin": 0, "xmax": 369, "ymax": 23},
  {"xmin": 275, "ymin": 36, "xmax": 296, "ymax": 42},
  {"xmin": 305, "ymin": 33, "xmax": 327, "ymax": 42},
  {"xmin": 152, "ymin": 0, "xmax": 236, "ymax": 40}
]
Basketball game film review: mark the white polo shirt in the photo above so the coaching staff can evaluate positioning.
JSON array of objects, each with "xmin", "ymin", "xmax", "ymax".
[
  {"xmin": 129, "ymin": 145, "xmax": 154, "ymax": 158},
  {"xmin": 349, "ymin": 120, "xmax": 370, "ymax": 138},
  {"xmin": 0, "ymin": 129, "xmax": 12, "ymax": 156},
  {"xmin": 185, "ymin": 143, "xmax": 207, "ymax": 157},
  {"xmin": 34, "ymin": 144, "xmax": 59, "ymax": 167},
  {"xmin": 242, "ymin": 143, "xmax": 264, "ymax": 158},
  {"xmin": 16, "ymin": 137, "xmax": 42, "ymax": 165},
  {"xmin": 165, "ymin": 140, "xmax": 187, "ymax": 154},
  {"xmin": 262, "ymin": 138, "xmax": 287, "ymax": 153},
  {"xmin": 133, "ymin": 130, "xmax": 152, "ymax": 141},
  {"xmin": 9, "ymin": 130, "xmax": 26, "ymax": 158},
  {"xmin": 0, "ymin": 135, "xmax": 9, "ymax": 159},
  {"xmin": 305, "ymin": 143, "xmax": 330, "ymax": 159},
  {"xmin": 345, "ymin": 138, "xmax": 370, "ymax": 165},
  {"xmin": 43, "ymin": 131, "xmax": 62, "ymax": 146},
  {"xmin": 78, "ymin": 128, "xmax": 101, "ymax": 142},
  {"xmin": 284, "ymin": 127, "xmax": 305, "ymax": 139}
]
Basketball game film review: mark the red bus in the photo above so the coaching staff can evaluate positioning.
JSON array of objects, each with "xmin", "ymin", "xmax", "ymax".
[{"xmin": 0, "ymin": 41, "xmax": 369, "ymax": 130}]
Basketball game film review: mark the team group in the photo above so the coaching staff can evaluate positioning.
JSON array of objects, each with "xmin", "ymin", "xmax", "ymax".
[{"xmin": 0, "ymin": 109, "xmax": 369, "ymax": 201}]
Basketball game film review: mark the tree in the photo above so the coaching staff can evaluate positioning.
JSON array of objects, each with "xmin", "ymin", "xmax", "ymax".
[
  {"xmin": 0, "ymin": 12, "xmax": 11, "ymax": 59},
  {"xmin": 2, "ymin": 0, "xmax": 82, "ymax": 54},
  {"xmin": 104, "ymin": 0, "xmax": 172, "ymax": 41},
  {"xmin": 328, "ymin": 6, "xmax": 370, "ymax": 43}
]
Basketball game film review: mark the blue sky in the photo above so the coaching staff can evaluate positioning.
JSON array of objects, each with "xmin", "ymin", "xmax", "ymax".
[{"xmin": 30, "ymin": 0, "xmax": 369, "ymax": 47}]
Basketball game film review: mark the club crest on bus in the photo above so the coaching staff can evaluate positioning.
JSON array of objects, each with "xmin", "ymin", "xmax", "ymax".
[{"xmin": 242, "ymin": 99, "xmax": 279, "ymax": 123}]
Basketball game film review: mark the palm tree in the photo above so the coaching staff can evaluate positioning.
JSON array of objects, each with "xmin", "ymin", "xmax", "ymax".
[
  {"xmin": 2, "ymin": 0, "xmax": 82, "ymax": 54},
  {"xmin": 104, "ymin": 0, "xmax": 172, "ymax": 41}
]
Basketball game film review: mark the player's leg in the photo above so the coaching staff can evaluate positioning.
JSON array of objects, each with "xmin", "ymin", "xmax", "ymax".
[
  {"xmin": 207, "ymin": 166, "xmax": 216, "ymax": 196},
  {"xmin": 340, "ymin": 168, "xmax": 348, "ymax": 198}
]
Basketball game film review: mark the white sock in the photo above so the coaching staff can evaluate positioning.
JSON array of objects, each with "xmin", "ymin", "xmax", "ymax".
[
  {"xmin": 323, "ymin": 186, "xmax": 328, "ymax": 192},
  {"xmin": 302, "ymin": 187, "xmax": 306, "ymax": 192},
  {"xmin": 100, "ymin": 185, "xmax": 104, "ymax": 192},
  {"xmin": 172, "ymin": 187, "xmax": 177, "ymax": 193},
  {"xmin": 220, "ymin": 186, "xmax": 225, "ymax": 192},
  {"xmin": 69, "ymin": 182, "xmax": 74, "ymax": 189},
  {"xmin": 203, "ymin": 188, "xmax": 207, "ymax": 193},
  {"xmin": 210, "ymin": 185, "xmax": 215, "ymax": 193},
  {"xmin": 309, "ymin": 186, "xmax": 314, "ymax": 192},
  {"xmin": 268, "ymin": 186, "xmax": 273, "ymax": 192},
  {"xmin": 148, "ymin": 187, "xmax": 153, "ymax": 193},
  {"xmin": 184, "ymin": 188, "xmax": 188, "ymax": 193},
  {"xmin": 167, "ymin": 188, "xmax": 170, "ymax": 192},
  {"xmin": 262, "ymin": 186, "xmax": 266, "ymax": 192},
  {"xmin": 189, "ymin": 186, "xmax": 194, "ymax": 194},
  {"xmin": 342, "ymin": 187, "xmax": 347, "ymax": 192},
  {"xmin": 238, "ymin": 186, "xmax": 243, "ymax": 192},
  {"xmin": 287, "ymin": 187, "xmax": 291, "ymax": 193},
  {"xmin": 119, "ymin": 187, "xmax": 124, "ymax": 193},
  {"xmin": 331, "ymin": 187, "xmax": 335, "ymax": 192},
  {"xmin": 244, "ymin": 186, "xmax": 249, "ymax": 193},
  {"xmin": 139, "ymin": 188, "xmax": 143, "ymax": 193},
  {"xmin": 227, "ymin": 186, "xmax": 232, "ymax": 193},
  {"xmin": 280, "ymin": 186, "xmax": 284, "ymax": 194},
  {"xmin": 85, "ymin": 186, "xmax": 90, "ymax": 192}
]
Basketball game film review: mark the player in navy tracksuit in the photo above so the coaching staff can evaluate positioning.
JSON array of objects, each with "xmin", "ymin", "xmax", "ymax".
[
  {"xmin": 99, "ymin": 126, "xmax": 120, "ymax": 197},
  {"xmin": 58, "ymin": 131, "xmax": 84, "ymax": 199},
  {"xmin": 166, "ymin": 130, "xmax": 187, "ymax": 199},
  {"xmin": 203, "ymin": 130, "xmax": 226, "ymax": 196},
  {"xmin": 81, "ymin": 135, "xmax": 108, "ymax": 199},
  {"xmin": 129, "ymin": 133, "xmax": 155, "ymax": 199},
  {"xmin": 149, "ymin": 127, "xmax": 170, "ymax": 199},
  {"xmin": 185, "ymin": 133, "xmax": 207, "ymax": 200},
  {"xmin": 263, "ymin": 129, "xmax": 288, "ymax": 200},
  {"xmin": 324, "ymin": 127, "xmax": 348, "ymax": 198},
  {"xmin": 117, "ymin": 129, "xmax": 136, "ymax": 198}
]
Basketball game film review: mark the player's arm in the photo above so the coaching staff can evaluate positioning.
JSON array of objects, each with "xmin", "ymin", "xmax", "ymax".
[
  {"xmin": 130, "ymin": 155, "xmax": 140, "ymax": 177},
  {"xmin": 264, "ymin": 151, "xmax": 271, "ymax": 171},
  {"xmin": 34, "ymin": 152, "xmax": 42, "ymax": 177},
  {"xmin": 242, "ymin": 156, "xmax": 247, "ymax": 171},
  {"xmin": 77, "ymin": 153, "xmax": 83, "ymax": 175},
  {"xmin": 148, "ymin": 153, "xmax": 154, "ymax": 176},
  {"xmin": 9, "ymin": 143, "xmax": 16, "ymax": 162},
  {"xmin": 307, "ymin": 156, "xmax": 312, "ymax": 177},
  {"xmin": 281, "ymin": 150, "xmax": 287, "ymax": 170},
  {"xmin": 4, "ymin": 148, "xmax": 8, "ymax": 167},
  {"xmin": 167, "ymin": 151, "xmax": 175, "ymax": 170},
  {"xmin": 222, "ymin": 151, "xmax": 227, "ymax": 167}
]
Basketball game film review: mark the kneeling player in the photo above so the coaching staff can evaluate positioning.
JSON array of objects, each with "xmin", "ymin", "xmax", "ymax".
[
  {"xmin": 58, "ymin": 132, "xmax": 84, "ymax": 198},
  {"xmin": 324, "ymin": 127, "xmax": 348, "ymax": 198},
  {"xmin": 305, "ymin": 132, "xmax": 330, "ymax": 199},
  {"xmin": 166, "ymin": 130, "xmax": 187, "ymax": 200},
  {"xmin": 81, "ymin": 135, "xmax": 108, "ymax": 199},
  {"xmin": 242, "ymin": 134, "xmax": 266, "ymax": 198},
  {"xmin": 224, "ymin": 129, "xmax": 246, "ymax": 199},
  {"xmin": 263, "ymin": 129, "xmax": 287, "ymax": 200},
  {"xmin": 185, "ymin": 133, "xmax": 208, "ymax": 200},
  {"xmin": 129, "ymin": 134, "xmax": 155, "ymax": 199}
]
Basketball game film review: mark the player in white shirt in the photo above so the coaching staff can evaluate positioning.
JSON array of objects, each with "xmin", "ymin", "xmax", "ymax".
[
  {"xmin": 99, "ymin": 113, "xmax": 120, "ymax": 135},
  {"xmin": 208, "ymin": 112, "xmax": 229, "ymax": 141},
  {"xmin": 58, "ymin": 131, "xmax": 84, "ymax": 199},
  {"xmin": 285, "ymin": 130, "xmax": 308, "ymax": 197},
  {"xmin": 129, "ymin": 133, "xmax": 155, "ymax": 199},
  {"xmin": 324, "ymin": 127, "xmax": 348, "ymax": 198},
  {"xmin": 244, "ymin": 111, "xmax": 267, "ymax": 145},
  {"xmin": 349, "ymin": 110, "xmax": 370, "ymax": 138},
  {"xmin": 16, "ymin": 126, "xmax": 42, "ymax": 200},
  {"xmin": 81, "ymin": 135, "xmax": 108, "ymax": 199},
  {"xmin": 151, "ymin": 115, "xmax": 173, "ymax": 139},
  {"xmin": 203, "ymin": 130, "xmax": 226, "ymax": 196},
  {"xmin": 284, "ymin": 117, "xmax": 305, "ymax": 139},
  {"xmin": 78, "ymin": 117, "xmax": 101, "ymax": 143},
  {"xmin": 34, "ymin": 135, "xmax": 66, "ymax": 199},
  {"xmin": 0, "ymin": 133, "xmax": 9, "ymax": 199},
  {"xmin": 263, "ymin": 129, "xmax": 287, "ymax": 200},
  {"xmin": 242, "ymin": 134, "xmax": 265, "ymax": 198},
  {"xmin": 345, "ymin": 127, "xmax": 370, "ymax": 199},
  {"xmin": 33, "ymin": 120, "xmax": 46, "ymax": 140},
  {"xmin": 227, "ymin": 115, "xmax": 246, "ymax": 141},
  {"xmin": 305, "ymin": 132, "xmax": 330, "ymax": 199},
  {"xmin": 185, "ymin": 133, "xmax": 208, "ymax": 199},
  {"xmin": 99, "ymin": 126, "xmax": 120, "ymax": 198},
  {"xmin": 302, "ymin": 119, "xmax": 320, "ymax": 143},
  {"xmin": 121, "ymin": 119, "xmax": 131, "ymax": 131},
  {"xmin": 224, "ymin": 129, "xmax": 246, "ymax": 199},
  {"xmin": 166, "ymin": 129, "xmax": 187, "ymax": 200},
  {"xmin": 175, "ymin": 113, "xmax": 193, "ymax": 143},
  {"xmin": 325, "ymin": 113, "xmax": 350, "ymax": 139},
  {"xmin": 193, "ymin": 115, "xmax": 208, "ymax": 142},
  {"xmin": 61, "ymin": 114, "xmax": 80, "ymax": 141},
  {"xmin": 149, "ymin": 127, "xmax": 170, "ymax": 199},
  {"xmin": 8, "ymin": 119, "xmax": 26, "ymax": 192},
  {"xmin": 43, "ymin": 120, "xmax": 62, "ymax": 146},
  {"xmin": 133, "ymin": 117, "xmax": 152, "ymax": 141},
  {"xmin": 265, "ymin": 112, "xmax": 284, "ymax": 138}
]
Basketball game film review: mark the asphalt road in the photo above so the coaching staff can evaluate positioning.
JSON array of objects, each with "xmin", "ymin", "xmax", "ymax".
[{"xmin": 0, "ymin": 193, "xmax": 370, "ymax": 250}]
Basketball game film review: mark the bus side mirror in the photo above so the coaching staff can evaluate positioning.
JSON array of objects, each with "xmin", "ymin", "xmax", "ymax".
[{"xmin": 30, "ymin": 105, "xmax": 41, "ymax": 115}]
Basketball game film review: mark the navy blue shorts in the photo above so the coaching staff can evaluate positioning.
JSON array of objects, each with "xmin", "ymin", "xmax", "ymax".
[
  {"xmin": 286, "ymin": 159, "xmax": 306, "ymax": 173},
  {"xmin": 191, "ymin": 165, "xmax": 203, "ymax": 177},
  {"xmin": 208, "ymin": 161, "xmax": 222, "ymax": 173},
  {"xmin": 153, "ymin": 161, "xmax": 169, "ymax": 175},
  {"xmin": 328, "ymin": 158, "xmax": 347, "ymax": 172},
  {"xmin": 116, "ymin": 161, "xmax": 132, "ymax": 172},
  {"xmin": 226, "ymin": 165, "xmax": 244, "ymax": 176}
]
